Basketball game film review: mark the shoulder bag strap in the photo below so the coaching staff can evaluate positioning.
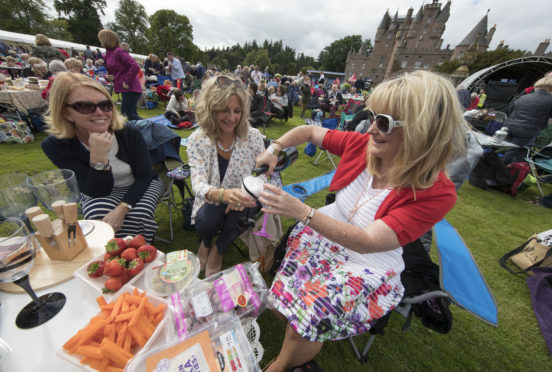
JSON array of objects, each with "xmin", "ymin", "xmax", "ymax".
[{"xmin": 499, "ymin": 237, "xmax": 538, "ymax": 275}]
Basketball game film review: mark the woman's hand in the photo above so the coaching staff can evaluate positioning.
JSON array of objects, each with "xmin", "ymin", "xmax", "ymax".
[
  {"xmin": 122, "ymin": 82, "xmax": 129, "ymax": 89},
  {"xmin": 255, "ymin": 151, "xmax": 278, "ymax": 175},
  {"xmin": 105, "ymin": 74, "xmax": 114, "ymax": 82},
  {"xmin": 102, "ymin": 205, "xmax": 127, "ymax": 232},
  {"xmin": 258, "ymin": 183, "xmax": 310, "ymax": 219},
  {"xmin": 88, "ymin": 131, "xmax": 114, "ymax": 162},
  {"xmin": 224, "ymin": 188, "xmax": 256, "ymax": 208}
]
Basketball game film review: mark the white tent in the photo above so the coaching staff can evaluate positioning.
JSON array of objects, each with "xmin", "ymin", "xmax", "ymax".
[{"xmin": 0, "ymin": 29, "xmax": 147, "ymax": 62}]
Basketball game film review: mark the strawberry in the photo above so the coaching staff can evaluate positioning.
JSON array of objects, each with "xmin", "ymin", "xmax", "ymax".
[
  {"xmin": 103, "ymin": 277, "xmax": 123, "ymax": 293},
  {"xmin": 127, "ymin": 235, "xmax": 146, "ymax": 249},
  {"xmin": 120, "ymin": 268, "xmax": 132, "ymax": 284},
  {"xmin": 103, "ymin": 259, "xmax": 125, "ymax": 276},
  {"xmin": 105, "ymin": 238, "xmax": 126, "ymax": 256},
  {"xmin": 128, "ymin": 258, "xmax": 144, "ymax": 276},
  {"xmin": 104, "ymin": 252, "xmax": 117, "ymax": 262},
  {"xmin": 86, "ymin": 261, "xmax": 104, "ymax": 278},
  {"xmin": 137, "ymin": 244, "xmax": 157, "ymax": 263},
  {"xmin": 120, "ymin": 248, "xmax": 137, "ymax": 261}
]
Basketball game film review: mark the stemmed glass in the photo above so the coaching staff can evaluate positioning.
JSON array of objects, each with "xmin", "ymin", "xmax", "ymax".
[
  {"xmin": 0, "ymin": 219, "xmax": 66, "ymax": 328},
  {"xmin": 26, "ymin": 169, "xmax": 94, "ymax": 236},
  {"xmin": 240, "ymin": 172, "xmax": 275, "ymax": 238},
  {"xmin": 0, "ymin": 174, "xmax": 37, "ymax": 230}
]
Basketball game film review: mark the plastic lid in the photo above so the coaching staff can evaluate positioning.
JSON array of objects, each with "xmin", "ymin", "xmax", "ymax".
[{"xmin": 144, "ymin": 251, "xmax": 200, "ymax": 297}]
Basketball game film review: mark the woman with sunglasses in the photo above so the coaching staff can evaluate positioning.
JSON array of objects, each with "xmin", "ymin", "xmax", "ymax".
[
  {"xmin": 187, "ymin": 74, "xmax": 265, "ymax": 277},
  {"xmin": 41, "ymin": 72, "xmax": 164, "ymax": 242},
  {"xmin": 256, "ymin": 70, "xmax": 467, "ymax": 371}
]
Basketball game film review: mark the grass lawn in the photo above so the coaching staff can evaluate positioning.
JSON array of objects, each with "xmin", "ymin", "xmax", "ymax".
[{"xmin": 2, "ymin": 103, "xmax": 552, "ymax": 371}]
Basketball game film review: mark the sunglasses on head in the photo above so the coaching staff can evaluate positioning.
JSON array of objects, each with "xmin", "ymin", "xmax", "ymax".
[
  {"xmin": 65, "ymin": 100, "xmax": 113, "ymax": 114},
  {"xmin": 215, "ymin": 75, "xmax": 243, "ymax": 89},
  {"xmin": 368, "ymin": 110, "xmax": 404, "ymax": 134}
]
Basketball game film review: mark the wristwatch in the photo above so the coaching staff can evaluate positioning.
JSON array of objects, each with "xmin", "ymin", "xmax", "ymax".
[{"xmin": 90, "ymin": 160, "xmax": 110, "ymax": 170}]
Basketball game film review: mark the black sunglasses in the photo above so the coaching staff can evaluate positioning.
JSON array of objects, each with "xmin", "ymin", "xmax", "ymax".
[
  {"xmin": 215, "ymin": 75, "xmax": 243, "ymax": 89},
  {"xmin": 65, "ymin": 100, "xmax": 113, "ymax": 114}
]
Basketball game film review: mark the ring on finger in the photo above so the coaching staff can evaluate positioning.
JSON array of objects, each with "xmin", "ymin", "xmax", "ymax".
[{"xmin": 237, "ymin": 202, "xmax": 241, "ymax": 207}]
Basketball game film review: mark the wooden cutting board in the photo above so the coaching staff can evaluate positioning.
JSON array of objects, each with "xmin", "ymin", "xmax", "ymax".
[{"xmin": 0, "ymin": 220, "xmax": 114, "ymax": 294}]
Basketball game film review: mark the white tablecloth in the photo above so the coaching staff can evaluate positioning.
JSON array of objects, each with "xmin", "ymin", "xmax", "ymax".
[
  {"xmin": 471, "ymin": 130, "xmax": 519, "ymax": 148},
  {"xmin": 0, "ymin": 220, "xmax": 114, "ymax": 371}
]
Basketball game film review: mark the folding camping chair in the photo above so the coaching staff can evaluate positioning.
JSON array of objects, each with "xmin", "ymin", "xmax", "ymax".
[
  {"xmin": 349, "ymin": 219, "xmax": 498, "ymax": 362},
  {"xmin": 338, "ymin": 113, "xmax": 355, "ymax": 131},
  {"xmin": 313, "ymin": 118, "xmax": 339, "ymax": 168},
  {"xmin": 525, "ymin": 146, "xmax": 552, "ymax": 197}
]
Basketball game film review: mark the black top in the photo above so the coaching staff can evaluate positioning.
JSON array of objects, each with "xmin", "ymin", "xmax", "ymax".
[
  {"xmin": 218, "ymin": 153, "xmax": 230, "ymax": 183},
  {"xmin": 41, "ymin": 125, "xmax": 156, "ymax": 207}
]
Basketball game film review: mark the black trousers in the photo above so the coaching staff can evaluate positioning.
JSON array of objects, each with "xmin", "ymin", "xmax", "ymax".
[{"xmin": 195, "ymin": 202, "xmax": 261, "ymax": 254}]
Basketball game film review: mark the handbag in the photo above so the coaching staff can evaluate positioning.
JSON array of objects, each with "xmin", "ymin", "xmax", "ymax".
[
  {"xmin": 239, "ymin": 213, "xmax": 283, "ymax": 273},
  {"xmin": 499, "ymin": 233, "xmax": 552, "ymax": 275}
]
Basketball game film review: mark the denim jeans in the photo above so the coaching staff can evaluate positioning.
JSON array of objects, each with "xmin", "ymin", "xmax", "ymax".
[{"xmin": 120, "ymin": 91, "xmax": 143, "ymax": 121}]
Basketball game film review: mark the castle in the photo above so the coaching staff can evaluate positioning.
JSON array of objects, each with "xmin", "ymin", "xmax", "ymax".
[{"xmin": 344, "ymin": 1, "xmax": 495, "ymax": 84}]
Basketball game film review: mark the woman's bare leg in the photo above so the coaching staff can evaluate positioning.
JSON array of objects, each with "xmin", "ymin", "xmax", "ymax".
[{"xmin": 265, "ymin": 324, "xmax": 323, "ymax": 372}]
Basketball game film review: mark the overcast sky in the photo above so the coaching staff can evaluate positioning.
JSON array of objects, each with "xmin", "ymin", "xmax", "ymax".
[{"xmin": 102, "ymin": 0, "xmax": 551, "ymax": 59}]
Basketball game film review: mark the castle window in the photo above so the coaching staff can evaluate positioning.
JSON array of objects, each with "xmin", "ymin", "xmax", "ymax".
[
  {"xmin": 362, "ymin": 64, "xmax": 366, "ymax": 70},
  {"xmin": 351, "ymin": 63, "xmax": 355, "ymax": 69},
  {"xmin": 385, "ymin": 42, "xmax": 389, "ymax": 48},
  {"xmin": 401, "ymin": 60, "xmax": 408, "ymax": 68},
  {"xmin": 378, "ymin": 57, "xmax": 385, "ymax": 68},
  {"xmin": 413, "ymin": 61, "xmax": 422, "ymax": 69},
  {"xmin": 427, "ymin": 17, "xmax": 431, "ymax": 24},
  {"xmin": 423, "ymin": 26, "xmax": 427, "ymax": 34},
  {"xmin": 423, "ymin": 64, "xmax": 430, "ymax": 70}
]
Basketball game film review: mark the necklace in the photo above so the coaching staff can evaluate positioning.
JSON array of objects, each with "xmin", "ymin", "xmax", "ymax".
[
  {"xmin": 347, "ymin": 176, "xmax": 389, "ymax": 223},
  {"xmin": 216, "ymin": 139, "xmax": 236, "ymax": 153}
]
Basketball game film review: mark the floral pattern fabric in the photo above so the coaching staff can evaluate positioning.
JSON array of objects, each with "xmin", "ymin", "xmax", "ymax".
[
  {"xmin": 186, "ymin": 127, "xmax": 265, "ymax": 222},
  {"xmin": 271, "ymin": 224, "xmax": 404, "ymax": 342}
]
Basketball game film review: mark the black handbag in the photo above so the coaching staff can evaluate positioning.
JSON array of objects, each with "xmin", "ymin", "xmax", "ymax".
[{"xmin": 181, "ymin": 197, "xmax": 195, "ymax": 230}]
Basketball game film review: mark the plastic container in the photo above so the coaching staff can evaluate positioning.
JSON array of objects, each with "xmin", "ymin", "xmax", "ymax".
[
  {"xmin": 144, "ymin": 250, "xmax": 200, "ymax": 297},
  {"xmin": 169, "ymin": 262, "xmax": 268, "ymax": 339}
]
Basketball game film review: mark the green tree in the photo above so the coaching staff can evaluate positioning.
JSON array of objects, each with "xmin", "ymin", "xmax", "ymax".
[
  {"xmin": 54, "ymin": 0, "xmax": 106, "ymax": 45},
  {"xmin": 106, "ymin": 0, "xmax": 149, "ymax": 54},
  {"xmin": 46, "ymin": 19, "xmax": 73, "ymax": 41},
  {"xmin": 433, "ymin": 47, "xmax": 527, "ymax": 75},
  {"xmin": 148, "ymin": 9, "xmax": 194, "ymax": 59},
  {"xmin": 318, "ymin": 35, "xmax": 363, "ymax": 72},
  {"xmin": 0, "ymin": 0, "xmax": 51, "ymax": 35}
]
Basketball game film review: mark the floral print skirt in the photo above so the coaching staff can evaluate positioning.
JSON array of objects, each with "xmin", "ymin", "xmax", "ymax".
[{"xmin": 270, "ymin": 224, "xmax": 404, "ymax": 342}]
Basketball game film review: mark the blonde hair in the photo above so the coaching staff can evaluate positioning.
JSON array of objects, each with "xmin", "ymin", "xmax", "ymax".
[
  {"xmin": 367, "ymin": 70, "xmax": 467, "ymax": 189},
  {"xmin": 534, "ymin": 77, "xmax": 552, "ymax": 93},
  {"xmin": 97, "ymin": 29, "xmax": 120, "ymax": 50},
  {"xmin": 45, "ymin": 72, "xmax": 124, "ymax": 138},
  {"xmin": 64, "ymin": 58, "xmax": 83, "ymax": 71},
  {"xmin": 28, "ymin": 57, "xmax": 47, "ymax": 76},
  {"xmin": 195, "ymin": 74, "xmax": 250, "ymax": 142},
  {"xmin": 35, "ymin": 34, "xmax": 51, "ymax": 46}
]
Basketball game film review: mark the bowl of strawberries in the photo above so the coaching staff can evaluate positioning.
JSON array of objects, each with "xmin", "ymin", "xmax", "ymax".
[{"xmin": 73, "ymin": 234, "xmax": 163, "ymax": 301}]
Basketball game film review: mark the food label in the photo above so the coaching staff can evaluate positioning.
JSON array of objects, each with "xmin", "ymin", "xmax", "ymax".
[
  {"xmin": 191, "ymin": 291, "xmax": 213, "ymax": 317},
  {"xmin": 160, "ymin": 250, "xmax": 189, "ymax": 283},
  {"xmin": 165, "ymin": 343, "xmax": 209, "ymax": 372},
  {"xmin": 219, "ymin": 330, "xmax": 246, "ymax": 372},
  {"xmin": 213, "ymin": 270, "xmax": 249, "ymax": 312}
]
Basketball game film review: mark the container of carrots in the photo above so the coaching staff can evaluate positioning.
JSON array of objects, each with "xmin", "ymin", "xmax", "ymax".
[{"xmin": 57, "ymin": 285, "xmax": 168, "ymax": 371}]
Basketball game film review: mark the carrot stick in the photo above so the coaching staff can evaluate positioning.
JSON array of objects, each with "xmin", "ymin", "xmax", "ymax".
[
  {"xmin": 114, "ymin": 311, "xmax": 135, "ymax": 323},
  {"xmin": 75, "ymin": 345, "xmax": 103, "ymax": 359},
  {"xmin": 106, "ymin": 323, "xmax": 116, "ymax": 343},
  {"xmin": 109, "ymin": 293, "xmax": 126, "ymax": 321},
  {"xmin": 138, "ymin": 316, "xmax": 155, "ymax": 337},
  {"xmin": 132, "ymin": 287, "xmax": 139, "ymax": 296},
  {"xmin": 116, "ymin": 323, "xmax": 128, "ymax": 348},
  {"xmin": 128, "ymin": 326, "xmax": 146, "ymax": 347},
  {"xmin": 123, "ymin": 332, "xmax": 132, "ymax": 353},
  {"xmin": 101, "ymin": 338, "xmax": 133, "ymax": 367},
  {"xmin": 121, "ymin": 299, "xmax": 129, "ymax": 314},
  {"xmin": 153, "ymin": 310, "xmax": 164, "ymax": 325},
  {"xmin": 125, "ymin": 296, "xmax": 142, "ymax": 306},
  {"xmin": 104, "ymin": 366, "xmax": 124, "ymax": 372},
  {"xmin": 72, "ymin": 318, "xmax": 108, "ymax": 351},
  {"xmin": 129, "ymin": 296, "xmax": 147, "ymax": 327},
  {"xmin": 96, "ymin": 296, "xmax": 107, "ymax": 308}
]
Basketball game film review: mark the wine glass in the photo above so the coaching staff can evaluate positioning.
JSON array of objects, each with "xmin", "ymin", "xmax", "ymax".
[
  {"xmin": 0, "ymin": 219, "xmax": 66, "ymax": 329},
  {"xmin": 241, "ymin": 174, "xmax": 274, "ymax": 238},
  {"xmin": 27, "ymin": 169, "xmax": 94, "ymax": 236},
  {"xmin": 0, "ymin": 174, "xmax": 37, "ymax": 230}
]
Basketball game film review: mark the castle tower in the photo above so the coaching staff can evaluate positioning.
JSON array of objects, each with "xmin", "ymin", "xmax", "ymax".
[
  {"xmin": 451, "ymin": 10, "xmax": 495, "ymax": 60},
  {"xmin": 534, "ymin": 39, "xmax": 550, "ymax": 56}
]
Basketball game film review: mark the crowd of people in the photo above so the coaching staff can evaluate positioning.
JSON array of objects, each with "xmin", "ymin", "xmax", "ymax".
[{"xmin": 3, "ymin": 29, "xmax": 552, "ymax": 371}]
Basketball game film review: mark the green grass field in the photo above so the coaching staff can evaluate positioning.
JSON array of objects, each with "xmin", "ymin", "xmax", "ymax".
[{"xmin": 2, "ymin": 103, "xmax": 552, "ymax": 371}]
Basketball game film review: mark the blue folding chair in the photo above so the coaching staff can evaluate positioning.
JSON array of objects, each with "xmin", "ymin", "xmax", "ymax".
[
  {"xmin": 349, "ymin": 219, "xmax": 498, "ymax": 362},
  {"xmin": 314, "ymin": 118, "xmax": 340, "ymax": 168}
]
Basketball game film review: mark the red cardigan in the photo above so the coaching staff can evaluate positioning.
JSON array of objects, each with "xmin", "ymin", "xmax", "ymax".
[{"xmin": 322, "ymin": 130, "xmax": 457, "ymax": 246}]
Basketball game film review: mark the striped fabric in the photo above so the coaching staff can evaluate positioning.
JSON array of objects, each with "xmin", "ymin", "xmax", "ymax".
[{"xmin": 81, "ymin": 178, "xmax": 165, "ymax": 243}]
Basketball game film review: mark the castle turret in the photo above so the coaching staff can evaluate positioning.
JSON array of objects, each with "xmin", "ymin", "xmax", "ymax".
[
  {"xmin": 534, "ymin": 39, "xmax": 550, "ymax": 56},
  {"xmin": 436, "ymin": 0, "xmax": 451, "ymax": 22},
  {"xmin": 451, "ymin": 11, "xmax": 493, "ymax": 60}
]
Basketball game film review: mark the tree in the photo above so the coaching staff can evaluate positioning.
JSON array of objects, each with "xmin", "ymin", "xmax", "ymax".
[
  {"xmin": 433, "ymin": 47, "xmax": 527, "ymax": 75},
  {"xmin": 54, "ymin": 0, "xmax": 106, "ymax": 45},
  {"xmin": 318, "ymin": 35, "xmax": 363, "ymax": 72},
  {"xmin": 106, "ymin": 0, "xmax": 149, "ymax": 54},
  {"xmin": 148, "ymin": 9, "xmax": 194, "ymax": 59},
  {"xmin": 46, "ymin": 19, "xmax": 73, "ymax": 41},
  {"xmin": 0, "ymin": 0, "xmax": 51, "ymax": 35}
]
